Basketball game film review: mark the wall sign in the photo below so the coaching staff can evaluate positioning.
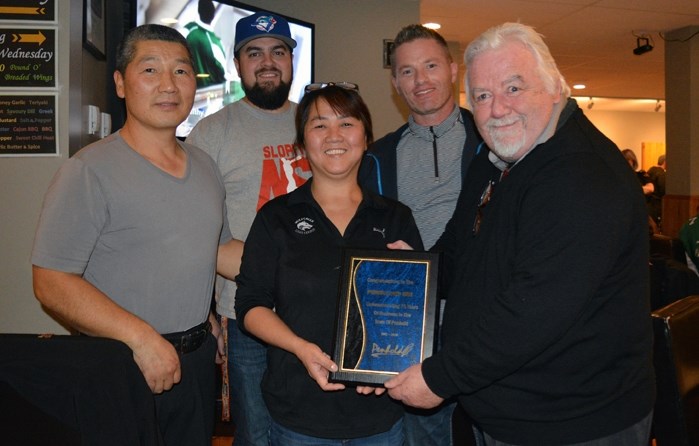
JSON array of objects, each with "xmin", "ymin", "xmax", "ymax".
[
  {"xmin": 0, "ymin": 27, "xmax": 55, "ymax": 87},
  {"xmin": 0, "ymin": 1, "xmax": 58, "ymax": 156},
  {"xmin": 0, "ymin": 94, "xmax": 57, "ymax": 156},
  {"xmin": 83, "ymin": 0, "xmax": 105, "ymax": 60},
  {"xmin": 0, "ymin": 0, "xmax": 56, "ymax": 23}
]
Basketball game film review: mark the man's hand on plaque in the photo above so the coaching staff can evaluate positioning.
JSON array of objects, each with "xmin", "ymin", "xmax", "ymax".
[
  {"xmin": 384, "ymin": 363, "xmax": 444, "ymax": 409},
  {"xmin": 297, "ymin": 341, "xmax": 346, "ymax": 392},
  {"xmin": 387, "ymin": 240, "xmax": 413, "ymax": 250},
  {"xmin": 356, "ymin": 385, "xmax": 386, "ymax": 396}
]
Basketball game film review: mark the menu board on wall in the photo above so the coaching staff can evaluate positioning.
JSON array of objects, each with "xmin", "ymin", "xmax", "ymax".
[
  {"xmin": 0, "ymin": 94, "xmax": 57, "ymax": 155},
  {"xmin": 0, "ymin": 27, "xmax": 55, "ymax": 87},
  {"xmin": 0, "ymin": 0, "xmax": 56, "ymax": 22},
  {"xmin": 0, "ymin": 0, "xmax": 58, "ymax": 156}
]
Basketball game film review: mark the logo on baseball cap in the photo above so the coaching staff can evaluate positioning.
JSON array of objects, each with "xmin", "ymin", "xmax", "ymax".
[{"xmin": 234, "ymin": 11, "xmax": 297, "ymax": 52}]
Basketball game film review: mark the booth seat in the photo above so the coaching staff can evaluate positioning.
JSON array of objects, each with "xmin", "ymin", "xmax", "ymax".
[
  {"xmin": 651, "ymin": 295, "xmax": 699, "ymax": 446},
  {"xmin": 649, "ymin": 234, "xmax": 699, "ymax": 311}
]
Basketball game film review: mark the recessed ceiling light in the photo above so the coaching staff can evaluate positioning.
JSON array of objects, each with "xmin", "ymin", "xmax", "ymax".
[
  {"xmin": 160, "ymin": 18, "xmax": 178, "ymax": 25},
  {"xmin": 423, "ymin": 22, "xmax": 441, "ymax": 30},
  {"xmin": 573, "ymin": 84, "xmax": 586, "ymax": 90}
]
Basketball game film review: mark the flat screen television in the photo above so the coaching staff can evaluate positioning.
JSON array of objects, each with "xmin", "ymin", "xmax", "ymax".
[{"xmin": 136, "ymin": 0, "xmax": 315, "ymax": 137}]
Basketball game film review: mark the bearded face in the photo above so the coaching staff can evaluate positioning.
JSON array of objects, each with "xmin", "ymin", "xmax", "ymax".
[
  {"xmin": 241, "ymin": 72, "xmax": 293, "ymax": 110},
  {"xmin": 235, "ymin": 37, "xmax": 294, "ymax": 111}
]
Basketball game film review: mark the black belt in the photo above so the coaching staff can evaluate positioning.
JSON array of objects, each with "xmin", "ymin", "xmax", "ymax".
[{"xmin": 162, "ymin": 321, "xmax": 211, "ymax": 354}]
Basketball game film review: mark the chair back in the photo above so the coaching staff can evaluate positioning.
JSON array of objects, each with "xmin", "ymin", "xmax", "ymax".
[
  {"xmin": 650, "ymin": 234, "xmax": 687, "ymax": 263},
  {"xmin": 651, "ymin": 295, "xmax": 699, "ymax": 446}
]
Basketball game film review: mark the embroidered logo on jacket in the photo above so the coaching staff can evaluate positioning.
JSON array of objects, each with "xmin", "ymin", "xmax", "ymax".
[
  {"xmin": 295, "ymin": 217, "xmax": 315, "ymax": 235},
  {"xmin": 373, "ymin": 227, "xmax": 386, "ymax": 239}
]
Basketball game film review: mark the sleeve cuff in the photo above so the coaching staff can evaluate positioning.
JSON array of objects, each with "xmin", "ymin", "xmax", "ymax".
[{"xmin": 422, "ymin": 353, "xmax": 461, "ymax": 400}]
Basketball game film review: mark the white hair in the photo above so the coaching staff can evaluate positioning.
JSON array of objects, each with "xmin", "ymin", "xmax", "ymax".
[{"xmin": 464, "ymin": 22, "xmax": 570, "ymax": 109}]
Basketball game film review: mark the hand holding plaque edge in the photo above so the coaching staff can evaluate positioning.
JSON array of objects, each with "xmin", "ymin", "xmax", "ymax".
[{"xmin": 296, "ymin": 340, "xmax": 346, "ymax": 392}]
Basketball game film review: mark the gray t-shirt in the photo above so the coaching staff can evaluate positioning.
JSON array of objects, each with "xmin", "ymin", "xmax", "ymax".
[
  {"xmin": 31, "ymin": 131, "xmax": 232, "ymax": 333},
  {"xmin": 187, "ymin": 99, "xmax": 312, "ymax": 318}
]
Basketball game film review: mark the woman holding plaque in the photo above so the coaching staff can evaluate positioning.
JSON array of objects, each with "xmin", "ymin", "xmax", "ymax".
[{"xmin": 234, "ymin": 83, "xmax": 423, "ymax": 445}]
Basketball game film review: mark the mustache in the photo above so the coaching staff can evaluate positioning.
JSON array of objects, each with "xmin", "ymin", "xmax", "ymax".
[
  {"xmin": 255, "ymin": 68, "xmax": 282, "ymax": 77},
  {"xmin": 486, "ymin": 116, "xmax": 523, "ymax": 129}
]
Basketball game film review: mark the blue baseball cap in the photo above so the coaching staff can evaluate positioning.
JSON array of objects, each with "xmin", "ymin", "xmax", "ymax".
[{"xmin": 234, "ymin": 12, "xmax": 297, "ymax": 52}]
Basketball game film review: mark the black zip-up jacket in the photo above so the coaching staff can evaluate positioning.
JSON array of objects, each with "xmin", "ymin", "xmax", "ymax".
[{"xmin": 425, "ymin": 100, "xmax": 655, "ymax": 444}]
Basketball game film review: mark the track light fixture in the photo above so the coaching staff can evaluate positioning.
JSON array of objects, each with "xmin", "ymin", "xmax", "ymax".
[
  {"xmin": 587, "ymin": 97, "xmax": 594, "ymax": 110},
  {"xmin": 655, "ymin": 100, "xmax": 662, "ymax": 112},
  {"xmin": 633, "ymin": 37, "xmax": 654, "ymax": 55}
]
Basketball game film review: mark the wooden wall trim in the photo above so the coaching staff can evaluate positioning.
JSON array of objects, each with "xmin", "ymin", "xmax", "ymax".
[{"xmin": 662, "ymin": 195, "xmax": 699, "ymax": 237}]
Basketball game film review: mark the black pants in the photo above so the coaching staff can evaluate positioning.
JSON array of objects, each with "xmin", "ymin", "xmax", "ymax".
[
  {"xmin": 154, "ymin": 333, "xmax": 217, "ymax": 446},
  {"xmin": 474, "ymin": 410, "xmax": 653, "ymax": 446}
]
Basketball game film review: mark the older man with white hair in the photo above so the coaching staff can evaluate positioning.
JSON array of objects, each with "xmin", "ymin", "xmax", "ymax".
[{"xmin": 386, "ymin": 22, "xmax": 655, "ymax": 445}]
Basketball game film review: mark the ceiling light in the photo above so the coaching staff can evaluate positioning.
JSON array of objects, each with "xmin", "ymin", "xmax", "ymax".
[
  {"xmin": 655, "ymin": 100, "xmax": 662, "ymax": 112},
  {"xmin": 633, "ymin": 37, "xmax": 653, "ymax": 55},
  {"xmin": 160, "ymin": 17, "xmax": 179, "ymax": 25},
  {"xmin": 573, "ymin": 84, "xmax": 586, "ymax": 90},
  {"xmin": 423, "ymin": 22, "xmax": 441, "ymax": 30},
  {"xmin": 587, "ymin": 97, "xmax": 594, "ymax": 110}
]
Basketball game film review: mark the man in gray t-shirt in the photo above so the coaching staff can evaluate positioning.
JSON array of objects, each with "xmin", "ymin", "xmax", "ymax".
[
  {"xmin": 31, "ymin": 25, "xmax": 242, "ymax": 446},
  {"xmin": 186, "ymin": 11, "xmax": 311, "ymax": 446}
]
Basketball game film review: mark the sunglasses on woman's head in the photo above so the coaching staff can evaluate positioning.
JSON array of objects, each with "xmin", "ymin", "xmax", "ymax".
[{"xmin": 304, "ymin": 82, "xmax": 359, "ymax": 93}]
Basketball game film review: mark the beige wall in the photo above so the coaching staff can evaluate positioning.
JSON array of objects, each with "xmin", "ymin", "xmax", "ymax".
[
  {"xmin": 0, "ymin": 0, "xmax": 419, "ymax": 334},
  {"xmin": 582, "ymin": 109, "xmax": 666, "ymax": 167}
]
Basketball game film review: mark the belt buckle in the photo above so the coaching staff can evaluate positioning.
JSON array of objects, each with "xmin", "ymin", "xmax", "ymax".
[
  {"xmin": 168, "ymin": 321, "xmax": 210, "ymax": 354},
  {"xmin": 180, "ymin": 334, "xmax": 191, "ymax": 353}
]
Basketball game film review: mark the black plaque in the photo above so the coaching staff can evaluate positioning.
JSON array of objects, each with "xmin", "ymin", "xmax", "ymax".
[
  {"xmin": 0, "ymin": 27, "xmax": 56, "ymax": 87},
  {"xmin": 0, "ymin": 0, "xmax": 56, "ymax": 22},
  {"xmin": 0, "ymin": 94, "xmax": 57, "ymax": 155},
  {"xmin": 330, "ymin": 249, "xmax": 440, "ymax": 385}
]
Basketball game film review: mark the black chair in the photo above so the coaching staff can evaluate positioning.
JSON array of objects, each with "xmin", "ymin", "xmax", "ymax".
[
  {"xmin": 650, "ymin": 234, "xmax": 687, "ymax": 263},
  {"xmin": 649, "ymin": 234, "xmax": 699, "ymax": 311},
  {"xmin": 651, "ymin": 295, "xmax": 699, "ymax": 446},
  {"xmin": 0, "ymin": 381, "xmax": 80, "ymax": 446}
]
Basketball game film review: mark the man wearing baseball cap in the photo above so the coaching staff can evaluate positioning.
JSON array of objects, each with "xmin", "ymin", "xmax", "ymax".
[
  {"xmin": 187, "ymin": 11, "xmax": 312, "ymax": 446},
  {"xmin": 233, "ymin": 11, "xmax": 297, "ymax": 53}
]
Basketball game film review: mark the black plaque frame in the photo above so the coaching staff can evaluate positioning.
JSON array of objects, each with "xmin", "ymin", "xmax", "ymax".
[{"xmin": 330, "ymin": 249, "xmax": 440, "ymax": 386}]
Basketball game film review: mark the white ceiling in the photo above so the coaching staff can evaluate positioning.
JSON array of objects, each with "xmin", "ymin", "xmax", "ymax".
[{"xmin": 421, "ymin": 0, "xmax": 699, "ymax": 109}]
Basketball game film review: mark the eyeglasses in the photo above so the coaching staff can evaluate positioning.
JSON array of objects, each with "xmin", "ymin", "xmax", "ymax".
[
  {"xmin": 304, "ymin": 82, "xmax": 359, "ymax": 93},
  {"xmin": 472, "ymin": 180, "xmax": 495, "ymax": 236}
]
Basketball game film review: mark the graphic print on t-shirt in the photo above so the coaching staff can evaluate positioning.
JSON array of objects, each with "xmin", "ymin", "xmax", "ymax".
[{"xmin": 257, "ymin": 143, "xmax": 312, "ymax": 210}]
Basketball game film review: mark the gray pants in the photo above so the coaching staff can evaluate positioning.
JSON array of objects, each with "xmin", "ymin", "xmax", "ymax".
[{"xmin": 473, "ymin": 411, "xmax": 652, "ymax": 446}]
